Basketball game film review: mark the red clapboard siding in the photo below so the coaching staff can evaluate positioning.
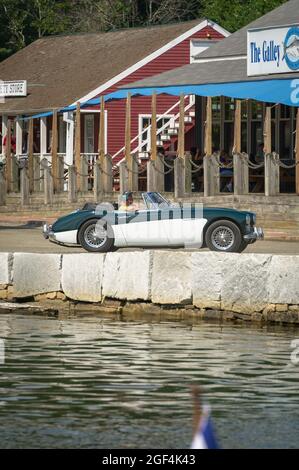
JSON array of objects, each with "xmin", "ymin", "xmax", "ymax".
[{"xmin": 85, "ymin": 25, "xmax": 225, "ymax": 158}]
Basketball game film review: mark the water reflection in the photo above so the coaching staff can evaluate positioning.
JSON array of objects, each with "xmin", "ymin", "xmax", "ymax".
[{"xmin": 0, "ymin": 313, "xmax": 298, "ymax": 448}]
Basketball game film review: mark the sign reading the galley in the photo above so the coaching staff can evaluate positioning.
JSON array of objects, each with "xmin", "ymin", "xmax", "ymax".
[
  {"xmin": 247, "ymin": 25, "xmax": 299, "ymax": 76},
  {"xmin": 0, "ymin": 80, "xmax": 27, "ymax": 97}
]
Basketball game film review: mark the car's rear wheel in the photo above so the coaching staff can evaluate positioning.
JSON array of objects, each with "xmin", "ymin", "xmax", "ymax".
[
  {"xmin": 205, "ymin": 220, "xmax": 243, "ymax": 253},
  {"xmin": 78, "ymin": 218, "xmax": 114, "ymax": 252}
]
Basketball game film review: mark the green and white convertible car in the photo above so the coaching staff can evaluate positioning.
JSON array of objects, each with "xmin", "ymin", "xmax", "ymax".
[{"xmin": 43, "ymin": 192, "xmax": 263, "ymax": 253}]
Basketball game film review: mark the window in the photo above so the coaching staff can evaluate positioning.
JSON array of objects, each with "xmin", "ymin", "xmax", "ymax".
[
  {"xmin": 138, "ymin": 114, "xmax": 174, "ymax": 153},
  {"xmin": 84, "ymin": 114, "xmax": 94, "ymax": 153}
]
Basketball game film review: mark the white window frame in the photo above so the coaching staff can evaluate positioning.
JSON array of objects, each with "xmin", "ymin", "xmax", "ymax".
[{"xmin": 138, "ymin": 113, "xmax": 175, "ymax": 152}]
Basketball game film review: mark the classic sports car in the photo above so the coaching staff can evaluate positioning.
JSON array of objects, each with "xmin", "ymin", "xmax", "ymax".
[{"xmin": 43, "ymin": 192, "xmax": 263, "ymax": 253}]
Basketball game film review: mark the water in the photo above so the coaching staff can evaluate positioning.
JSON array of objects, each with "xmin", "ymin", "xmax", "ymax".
[{"xmin": 0, "ymin": 312, "xmax": 298, "ymax": 449}]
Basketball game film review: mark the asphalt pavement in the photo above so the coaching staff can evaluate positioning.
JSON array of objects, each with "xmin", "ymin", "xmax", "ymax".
[{"xmin": 0, "ymin": 227, "xmax": 298, "ymax": 254}]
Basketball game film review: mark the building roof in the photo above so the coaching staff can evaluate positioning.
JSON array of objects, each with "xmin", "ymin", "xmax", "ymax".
[
  {"xmin": 119, "ymin": 59, "xmax": 299, "ymax": 89},
  {"xmin": 193, "ymin": 0, "xmax": 295, "ymax": 60},
  {"xmin": 0, "ymin": 19, "xmax": 205, "ymax": 114},
  {"xmin": 120, "ymin": 0, "xmax": 299, "ymax": 90}
]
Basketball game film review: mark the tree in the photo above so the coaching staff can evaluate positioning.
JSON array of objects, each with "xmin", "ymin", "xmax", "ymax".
[{"xmin": 198, "ymin": 0, "xmax": 287, "ymax": 32}]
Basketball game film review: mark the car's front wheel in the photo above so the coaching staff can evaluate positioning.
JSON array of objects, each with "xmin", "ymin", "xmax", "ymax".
[
  {"xmin": 205, "ymin": 220, "xmax": 243, "ymax": 253},
  {"xmin": 78, "ymin": 218, "xmax": 114, "ymax": 252}
]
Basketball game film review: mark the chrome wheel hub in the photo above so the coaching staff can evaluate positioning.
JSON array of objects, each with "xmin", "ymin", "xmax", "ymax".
[
  {"xmin": 211, "ymin": 226, "xmax": 235, "ymax": 251},
  {"xmin": 84, "ymin": 224, "xmax": 107, "ymax": 248}
]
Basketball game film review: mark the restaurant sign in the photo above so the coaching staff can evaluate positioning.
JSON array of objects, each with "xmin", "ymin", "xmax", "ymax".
[
  {"xmin": 247, "ymin": 25, "xmax": 299, "ymax": 76},
  {"xmin": 0, "ymin": 80, "xmax": 27, "ymax": 97}
]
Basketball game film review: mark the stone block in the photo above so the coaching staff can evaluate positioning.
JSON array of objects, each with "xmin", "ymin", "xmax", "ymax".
[
  {"xmin": 268, "ymin": 256, "xmax": 299, "ymax": 305},
  {"xmin": 192, "ymin": 252, "xmax": 225, "ymax": 309},
  {"xmin": 102, "ymin": 251, "xmax": 151, "ymax": 301},
  {"xmin": 221, "ymin": 254, "xmax": 272, "ymax": 314},
  {"xmin": 0, "ymin": 253, "xmax": 13, "ymax": 285},
  {"xmin": 13, "ymin": 253, "xmax": 61, "ymax": 298},
  {"xmin": 151, "ymin": 251, "xmax": 192, "ymax": 304},
  {"xmin": 62, "ymin": 254, "xmax": 105, "ymax": 302}
]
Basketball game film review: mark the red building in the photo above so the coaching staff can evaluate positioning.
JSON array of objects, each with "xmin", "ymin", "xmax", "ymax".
[{"xmin": 0, "ymin": 19, "xmax": 229, "ymax": 163}]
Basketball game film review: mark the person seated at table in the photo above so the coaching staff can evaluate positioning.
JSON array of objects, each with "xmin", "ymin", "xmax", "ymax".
[{"xmin": 118, "ymin": 191, "xmax": 139, "ymax": 212}]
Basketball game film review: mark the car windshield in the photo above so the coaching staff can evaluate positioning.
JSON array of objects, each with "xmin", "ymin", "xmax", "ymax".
[{"xmin": 142, "ymin": 192, "xmax": 171, "ymax": 209}]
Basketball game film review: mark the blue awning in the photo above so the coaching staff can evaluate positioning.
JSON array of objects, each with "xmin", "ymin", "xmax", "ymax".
[
  {"xmin": 107, "ymin": 78, "xmax": 299, "ymax": 107},
  {"xmin": 25, "ymin": 77, "xmax": 299, "ymax": 120}
]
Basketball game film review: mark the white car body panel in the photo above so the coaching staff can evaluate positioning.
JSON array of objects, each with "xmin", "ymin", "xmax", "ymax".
[
  {"xmin": 113, "ymin": 217, "xmax": 208, "ymax": 247},
  {"xmin": 54, "ymin": 229, "xmax": 78, "ymax": 244}
]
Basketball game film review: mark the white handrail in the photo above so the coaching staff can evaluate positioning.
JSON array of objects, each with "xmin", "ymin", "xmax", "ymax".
[
  {"xmin": 116, "ymin": 99, "xmax": 195, "ymax": 166},
  {"xmin": 111, "ymin": 95, "xmax": 192, "ymax": 161}
]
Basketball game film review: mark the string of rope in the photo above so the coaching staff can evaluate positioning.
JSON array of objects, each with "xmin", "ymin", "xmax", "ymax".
[
  {"xmin": 191, "ymin": 164, "xmax": 203, "ymax": 174},
  {"xmin": 271, "ymin": 152, "xmax": 299, "ymax": 168},
  {"xmin": 239, "ymin": 153, "xmax": 265, "ymax": 169},
  {"xmin": 190, "ymin": 159, "xmax": 203, "ymax": 170},
  {"xmin": 158, "ymin": 155, "xmax": 175, "ymax": 170},
  {"xmin": 153, "ymin": 162, "xmax": 174, "ymax": 175}
]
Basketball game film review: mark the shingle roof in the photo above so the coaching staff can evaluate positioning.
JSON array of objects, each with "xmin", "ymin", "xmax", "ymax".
[
  {"xmin": 119, "ymin": 58, "xmax": 299, "ymax": 89},
  {"xmin": 120, "ymin": 0, "xmax": 299, "ymax": 90},
  {"xmin": 0, "ymin": 19, "xmax": 203, "ymax": 114}
]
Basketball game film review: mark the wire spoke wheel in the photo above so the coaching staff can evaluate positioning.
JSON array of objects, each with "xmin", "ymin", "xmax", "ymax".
[
  {"xmin": 84, "ymin": 223, "xmax": 107, "ymax": 249},
  {"xmin": 211, "ymin": 225, "xmax": 235, "ymax": 251}
]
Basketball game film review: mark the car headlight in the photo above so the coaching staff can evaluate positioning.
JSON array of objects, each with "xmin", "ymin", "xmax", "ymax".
[{"xmin": 252, "ymin": 214, "xmax": 256, "ymax": 225}]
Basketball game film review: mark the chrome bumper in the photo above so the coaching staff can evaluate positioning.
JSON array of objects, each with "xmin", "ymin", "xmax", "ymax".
[
  {"xmin": 244, "ymin": 226, "xmax": 264, "ymax": 241},
  {"xmin": 42, "ymin": 223, "xmax": 57, "ymax": 243}
]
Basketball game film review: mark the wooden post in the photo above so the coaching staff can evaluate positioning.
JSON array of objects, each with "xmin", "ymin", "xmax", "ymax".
[
  {"xmin": 150, "ymin": 92, "xmax": 157, "ymax": 161},
  {"xmin": 68, "ymin": 165, "xmax": 77, "ymax": 203},
  {"xmin": 233, "ymin": 100, "xmax": 248, "ymax": 195},
  {"xmin": 80, "ymin": 154, "xmax": 89, "ymax": 192},
  {"xmin": 177, "ymin": 93, "xmax": 185, "ymax": 158},
  {"xmin": 174, "ymin": 155, "xmax": 184, "ymax": 198},
  {"xmin": 51, "ymin": 110, "xmax": 58, "ymax": 192},
  {"xmin": 204, "ymin": 97, "xmax": 219, "ymax": 196},
  {"xmin": 42, "ymin": 158, "xmax": 53, "ymax": 205},
  {"xmin": 119, "ymin": 161, "xmax": 129, "ymax": 194},
  {"xmin": 125, "ymin": 93, "xmax": 131, "ymax": 164},
  {"xmin": 5, "ymin": 119, "xmax": 12, "ymax": 192},
  {"xmin": 295, "ymin": 108, "xmax": 299, "ymax": 195},
  {"xmin": 28, "ymin": 118, "xmax": 34, "ymax": 193},
  {"xmin": 20, "ymin": 167, "xmax": 29, "ymax": 206},
  {"xmin": 233, "ymin": 100, "xmax": 241, "ymax": 154},
  {"xmin": 264, "ymin": 106, "xmax": 279, "ymax": 196},
  {"xmin": 74, "ymin": 102, "xmax": 81, "ymax": 190},
  {"xmin": 124, "ymin": 93, "xmax": 135, "ymax": 191},
  {"xmin": 99, "ymin": 96, "xmax": 105, "ymax": 166},
  {"xmin": 0, "ymin": 166, "xmax": 6, "ymax": 205},
  {"xmin": 204, "ymin": 97, "xmax": 212, "ymax": 156}
]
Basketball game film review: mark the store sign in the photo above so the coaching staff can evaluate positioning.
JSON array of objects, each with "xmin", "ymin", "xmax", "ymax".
[
  {"xmin": 0, "ymin": 80, "xmax": 27, "ymax": 97},
  {"xmin": 247, "ymin": 25, "xmax": 299, "ymax": 76}
]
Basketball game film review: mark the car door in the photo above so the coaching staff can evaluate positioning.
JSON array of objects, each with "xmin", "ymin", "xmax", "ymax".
[{"xmin": 118, "ymin": 209, "xmax": 169, "ymax": 246}]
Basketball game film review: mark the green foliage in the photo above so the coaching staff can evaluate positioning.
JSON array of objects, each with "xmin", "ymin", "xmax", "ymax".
[
  {"xmin": 199, "ymin": 0, "xmax": 287, "ymax": 32},
  {"xmin": 0, "ymin": 0, "xmax": 288, "ymax": 61}
]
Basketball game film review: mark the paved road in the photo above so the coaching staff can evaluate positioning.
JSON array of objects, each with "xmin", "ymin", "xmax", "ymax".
[{"xmin": 0, "ymin": 227, "xmax": 299, "ymax": 254}]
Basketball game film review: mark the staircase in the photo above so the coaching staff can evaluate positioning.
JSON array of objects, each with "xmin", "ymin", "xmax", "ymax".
[
  {"xmin": 111, "ymin": 96, "xmax": 196, "ymax": 164},
  {"xmin": 156, "ymin": 110, "xmax": 195, "ymax": 151}
]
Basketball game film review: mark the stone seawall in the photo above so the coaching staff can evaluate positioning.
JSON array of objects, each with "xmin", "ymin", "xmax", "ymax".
[{"xmin": 0, "ymin": 251, "xmax": 299, "ymax": 324}]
